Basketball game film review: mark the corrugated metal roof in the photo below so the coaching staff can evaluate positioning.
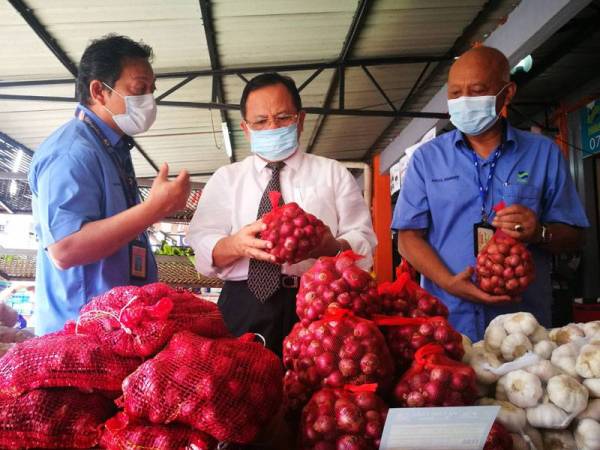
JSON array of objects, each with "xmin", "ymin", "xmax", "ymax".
[{"xmin": 0, "ymin": 0, "xmax": 524, "ymax": 215}]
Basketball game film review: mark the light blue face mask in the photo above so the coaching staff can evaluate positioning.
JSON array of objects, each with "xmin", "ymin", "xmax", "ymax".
[
  {"xmin": 447, "ymin": 84, "xmax": 510, "ymax": 136},
  {"xmin": 249, "ymin": 123, "xmax": 299, "ymax": 161}
]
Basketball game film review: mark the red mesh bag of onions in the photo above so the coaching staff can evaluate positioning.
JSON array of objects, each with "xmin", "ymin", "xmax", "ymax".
[
  {"xmin": 0, "ymin": 333, "xmax": 141, "ymax": 398},
  {"xmin": 392, "ymin": 344, "xmax": 477, "ymax": 408},
  {"xmin": 282, "ymin": 309, "xmax": 394, "ymax": 413},
  {"xmin": 75, "ymin": 283, "xmax": 230, "ymax": 357},
  {"xmin": 373, "ymin": 315, "xmax": 464, "ymax": 374},
  {"xmin": 260, "ymin": 192, "xmax": 328, "ymax": 265},
  {"xmin": 121, "ymin": 331, "xmax": 283, "ymax": 444},
  {"xmin": 379, "ymin": 265, "xmax": 448, "ymax": 318},
  {"xmin": 475, "ymin": 202, "xmax": 535, "ymax": 296},
  {"xmin": 484, "ymin": 421, "xmax": 513, "ymax": 450},
  {"xmin": 101, "ymin": 412, "xmax": 216, "ymax": 450},
  {"xmin": 296, "ymin": 251, "xmax": 381, "ymax": 325},
  {"xmin": 300, "ymin": 384, "xmax": 388, "ymax": 450},
  {"xmin": 0, "ymin": 388, "xmax": 115, "ymax": 449}
]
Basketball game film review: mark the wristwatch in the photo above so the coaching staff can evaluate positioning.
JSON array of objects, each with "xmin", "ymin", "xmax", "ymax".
[{"xmin": 540, "ymin": 224, "xmax": 552, "ymax": 244}]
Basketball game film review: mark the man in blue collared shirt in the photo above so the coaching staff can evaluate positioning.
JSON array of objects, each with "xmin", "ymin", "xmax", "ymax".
[
  {"xmin": 392, "ymin": 47, "xmax": 589, "ymax": 341},
  {"xmin": 29, "ymin": 35, "xmax": 191, "ymax": 334}
]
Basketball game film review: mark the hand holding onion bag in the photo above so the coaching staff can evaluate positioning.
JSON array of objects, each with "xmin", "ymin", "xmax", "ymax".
[{"xmin": 121, "ymin": 332, "xmax": 283, "ymax": 444}]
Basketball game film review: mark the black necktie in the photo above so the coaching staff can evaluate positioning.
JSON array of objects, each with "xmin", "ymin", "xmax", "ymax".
[{"xmin": 247, "ymin": 162, "xmax": 285, "ymax": 302}]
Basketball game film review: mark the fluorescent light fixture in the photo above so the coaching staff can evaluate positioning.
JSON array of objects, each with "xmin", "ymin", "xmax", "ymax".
[
  {"xmin": 221, "ymin": 122, "xmax": 233, "ymax": 158},
  {"xmin": 9, "ymin": 180, "xmax": 17, "ymax": 196},
  {"xmin": 511, "ymin": 55, "xmax": 533, "ymax": 75},
  {"xmin": 12, "ymin": 150, "xmax": 23, "ymax": 173}
]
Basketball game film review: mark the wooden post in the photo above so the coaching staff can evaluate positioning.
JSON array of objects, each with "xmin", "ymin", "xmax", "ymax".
[{"xmin": 371, "ymin": 154, "xmax": 393, "ymax": 283}]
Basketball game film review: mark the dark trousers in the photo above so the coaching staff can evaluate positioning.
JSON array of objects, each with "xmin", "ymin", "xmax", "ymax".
[{"xmin": 218, "ymin": 280, "xmax": 299, "ymax": 357}]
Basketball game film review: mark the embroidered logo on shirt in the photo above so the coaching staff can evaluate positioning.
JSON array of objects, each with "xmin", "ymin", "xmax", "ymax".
[
  {"xmin": 517, "ymin": 171, "xmax": 529, "ymax": 183},
  {"xmin": 431, "ymin": 175, "xmax": 460, "ymax": 182}
]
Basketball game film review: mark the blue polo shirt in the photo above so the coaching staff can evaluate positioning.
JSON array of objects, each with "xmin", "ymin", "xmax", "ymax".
[
  {"xmin": 392, "ymin": 123, "xmax": 589, "ymax": 341},
  {"xmin": 29, "ymin": 105, "xmax": 158, "ymax": 335}
]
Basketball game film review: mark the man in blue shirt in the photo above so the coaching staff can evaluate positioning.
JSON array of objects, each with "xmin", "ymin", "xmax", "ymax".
[
  {"xmin": 392, "ymin": 47, "xmax": 589, "ymax": 341},
  {"xmin": 29, "ymin": 35, "xmax": 190, "ymax": 334}
]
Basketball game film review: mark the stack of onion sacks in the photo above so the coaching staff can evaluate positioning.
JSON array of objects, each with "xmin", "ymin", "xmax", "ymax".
[
  {"xmin": 296, "ymin": 251, "xmax": 381, "ymax": 325},
  {"xmin": 475, "ymin": 202, "xmax": 535, "ymax": 296},
  {"xmin": 300, "ymin": 384, "xmax": 388, "ymax": 450},
  {"xmin": 260, "ymin": 192, "xmax": 327, "ymax": 265},
  {"xmin": 283, "ymin": 309, "xmax": 394, "ymax": 413}
]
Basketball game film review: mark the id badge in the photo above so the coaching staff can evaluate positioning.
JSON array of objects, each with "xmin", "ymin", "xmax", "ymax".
[
  {"xmin": 473, "ymin": 222, "xmax": 495, "ymax": 256},
  {"xmin": 130, "ymin": 240, "xmax": 148, "ymax": 280}
]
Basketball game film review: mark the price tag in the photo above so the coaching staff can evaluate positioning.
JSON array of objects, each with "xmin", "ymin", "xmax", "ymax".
[{"xmin": 379, "ymin": 406, "xmax": 500, "ymax": 450}]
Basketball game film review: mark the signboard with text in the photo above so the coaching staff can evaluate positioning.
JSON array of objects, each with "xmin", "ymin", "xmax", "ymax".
[{"xmin": 581, "ymin": 99, "xmax": 600, "ymax": 157}]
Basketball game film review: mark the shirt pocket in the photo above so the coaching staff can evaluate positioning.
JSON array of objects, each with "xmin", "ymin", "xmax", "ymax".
[
  {"xmin": 297, "ymin": 185, "xmax": 338, "ymax": 234},
  {"xmin": 502, "ymin": 184, "xmax": 542, "ymax": 214}
]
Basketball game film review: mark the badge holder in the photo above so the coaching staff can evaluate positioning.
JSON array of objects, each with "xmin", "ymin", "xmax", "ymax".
[
  {"xmin": 130, "ymin": 240, "xmax": 148, "ymax": 280},
  {"xmin": 473, "ymin": 221, "xmax": 495, "ymax": 256}
]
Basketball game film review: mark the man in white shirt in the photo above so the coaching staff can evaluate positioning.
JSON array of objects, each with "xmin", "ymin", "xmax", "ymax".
[{"xmin": 187, "ymin": 73, "xmax": 376, "ymax": 356}]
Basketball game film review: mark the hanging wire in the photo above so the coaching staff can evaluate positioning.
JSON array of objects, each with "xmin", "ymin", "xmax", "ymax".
[{"xmin": 208, "ymin": 108, "xmax": 223, "ymax": 151}]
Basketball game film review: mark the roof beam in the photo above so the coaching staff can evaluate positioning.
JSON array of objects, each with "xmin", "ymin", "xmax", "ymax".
[
  {"xmin": 306, "ymin": 0, "xmax": 373, "ymax": 155},
  {"xmin": 199, "ymin": 0, "xmax": 236, "ymax": 163},
  {"xmin": 0, "ymin": 56, "xmax": 450, "ymax": 89},
  {"xmin": 378, "ymin": 0, "xmax": 592, "ymax": 173}
]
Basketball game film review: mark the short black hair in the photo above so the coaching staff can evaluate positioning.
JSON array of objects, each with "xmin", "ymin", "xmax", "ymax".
[
  {"xmin": 240, "ymin": 73, "xmax": 302, "ymax": 119},
  {"xmin": 76, "ymin": 34, "xmax": 153, "ymax": 105}
]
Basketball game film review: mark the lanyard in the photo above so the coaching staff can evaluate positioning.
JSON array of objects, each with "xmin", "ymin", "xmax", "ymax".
[
  {"xmin": 76, "ymin": 108, "xmax": 139, "ymax": 209},
  {"xmin": 470, "ymin": 146, "xmax": 502, "ymax": 222}
]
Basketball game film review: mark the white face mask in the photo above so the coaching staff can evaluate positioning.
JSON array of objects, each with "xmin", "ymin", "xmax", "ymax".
[{"xmin": 102, "ymin": 82, "xmax": 157, "ymax": 135}]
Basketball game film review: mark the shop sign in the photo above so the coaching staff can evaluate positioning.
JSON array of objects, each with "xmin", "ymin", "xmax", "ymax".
[{"xmin": 581, "ymin": 99, "xmax": 600, "ymax": 156}]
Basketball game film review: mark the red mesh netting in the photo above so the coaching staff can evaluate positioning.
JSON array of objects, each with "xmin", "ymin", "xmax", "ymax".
[
  {"xmin": 0, "ymin": 333, "xmax": 141, "ymax": 398},
  {"xmin": 392, "ymin": 344, "xmax": 477, "ymax": 408},
  {"xmin": 300, "ymin": 385, "xmax": 388, "ymax": 450},
  {"xmin": 282, "ymin": 309, "xmax": 394, "ymax": 413},
  {"xmin": 75, "ymin": 283, "xmax": 230, "ymax": 357},
  {"xmin": 0, "ymin": 388, "xmax": 115, "ymax": 448},
  {"xmin": 122, "ymin": 332, "xmax": 283, "ymax": 444},
  {"xmin": 101, "ymin": 412, "xmax": 216, "ymax": 450},
  {"xmin": 484, "ymin": 421, "xmax": 513, "ymax": 450}
]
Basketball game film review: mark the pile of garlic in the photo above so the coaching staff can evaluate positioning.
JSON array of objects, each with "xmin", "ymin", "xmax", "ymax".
[
  {"xmin": 0, "ymin": 302, "xmax": 34, "ymax": 357},
  {"xmin": 465, "ymin": 313, "xmax": 600, "ymax": 450}
]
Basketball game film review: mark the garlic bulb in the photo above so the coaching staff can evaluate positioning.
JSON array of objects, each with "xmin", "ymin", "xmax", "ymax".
[
  {"xmin": 551, "ymin": 342, "xmax": 582, "ymax": 377},
  {"xmin": 582, "ymin": 321, "xmax": 600, "ymax": 339},
  {"xmin": 542, "ymin": 430, "xmax": 576, "ymax": 450},
  {"xmin": 496, "ymin": 375, "xmax": 509, "ymax": 401},
  {"xmin": 578, "ymin": 399, "xmax": 600, "ymax": 421},
  {"xmin": 530, "ymin": 325, "xmax": 550, "ymax": 344},
  {"xmin": 470, "ymin": 348, "xmax": 503, "ymax": 385},
  {"xmin": 503, "ymin": 312, "xmax": 539, "ymax": 336},
  {"xmin": 576, "ymin": 343, "xmax": 600, "ymax": 379},
  {"xmin": 526, "ymin": 402, "xmax": 570, "ymax": 429},
  {"xmin": 534, "ymin": 339, "xmax": 557, "ymax": 360},
  {"xmin": 524, "ymin": 425, "xmax": 543, "ymax": 450},
  {"xmin": 484, "ymin": 324, "xmax": 506, "ymax": 355},
  {"xmin": 574, "ymin": 418, "xmax": 600, "ymax": 450},
  {"xmin": 547, "ymin": 374, "xmax": 589, "ymax": 415},
  {"xmin": 525, "ymin": 360, "xmax": 563, "ymax": 383},
  {"xmin": 550, "ymin": 324, "xmax": 585, "ymax": 345},
  {"xmin": 504, "ymin": 370, "xmax": 543, "ymax": 408},
  {"xmin": 501, "ymin": 332, "xmax": 533, "ymax": 361},
  {"xmin": 511, "ymin": 433, "xmax": 529, "ymax": 450},
  {"xmin": 477, "ymin": 398, "xmax": 527, "ymax": 432},
  {"xmin": 461, "ymin": 334, "xmax": 473, "ymax": 363},
  {"xmin": 584, "ymin": 378, "xmax": 600, "ymax": 398}
]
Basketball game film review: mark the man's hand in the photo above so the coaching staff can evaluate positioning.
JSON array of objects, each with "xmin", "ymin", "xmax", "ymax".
[
  {"xmin": 492, "ymin": 204, "xmax": 539, "ymax": 242},
  {"xmin": 307, "ymin": 225, "xmax": 346, "ymax": 260},
  {"xmin": 231, "ymin": 221, "xmax": 276, "ymax": 263},
  {"xmin": 443, "ymin": 267, "xmax": 516, "ymax": 305},
  {"xmin": 146, "ymin": 163, "xmax": 191, "ymax": 220}
]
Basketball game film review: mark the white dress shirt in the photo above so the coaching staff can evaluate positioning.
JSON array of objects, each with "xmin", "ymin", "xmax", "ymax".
[{"xmin": 187, "ymin": 150, "xmax": 377, "ymax": 280}]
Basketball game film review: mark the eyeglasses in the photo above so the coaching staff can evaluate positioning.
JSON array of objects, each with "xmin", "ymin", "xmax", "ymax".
[{"xmin": 245, "ymin": 113, "xmax": 298, "ymax": 131}]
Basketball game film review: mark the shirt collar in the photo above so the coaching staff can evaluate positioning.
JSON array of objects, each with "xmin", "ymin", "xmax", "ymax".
[
  {"xmin": 453, "ymin": 119, "xmax": 518, "ymax": 153},
  {"xmin": 252, "ymin": 148, "xmax": 304, "ymax": 173},
  {"xmin": 76, "ymin": 103, "xmax": 123, "ymax": 148}
]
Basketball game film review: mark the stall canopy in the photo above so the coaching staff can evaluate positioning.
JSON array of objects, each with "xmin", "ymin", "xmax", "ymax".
[{"xmin": 0, "ymin": 0, "xmax": 521, "ymax": 216}]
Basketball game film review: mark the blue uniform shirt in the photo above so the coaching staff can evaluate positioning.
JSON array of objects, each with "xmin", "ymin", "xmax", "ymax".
[
  {"xmin": 392, "ymin": 123, "xmax": 589, "ymax": 342},
  {"xmin": 29, "ymin": 105, "xmax": 158, "ymax": 335}
]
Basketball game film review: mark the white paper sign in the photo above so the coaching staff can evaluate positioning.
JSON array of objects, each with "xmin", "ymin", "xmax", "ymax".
[{"xmin": 379, "ymin": 406, "xmax": 500, "ymax": 450}]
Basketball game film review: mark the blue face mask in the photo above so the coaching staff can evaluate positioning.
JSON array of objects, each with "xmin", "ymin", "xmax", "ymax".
[
  {"xmin": 447, "ymin": 84, "xmax": 509, "ymax": 136},
  {"xmin": 249, "ymin": 123, "xmax": 299, "ymax": 161}
]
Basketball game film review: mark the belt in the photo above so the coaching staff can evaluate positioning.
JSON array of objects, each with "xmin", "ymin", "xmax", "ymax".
[{"xmin": 281, "ymin": 275, "xmax": 300, "ymax": 289}]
